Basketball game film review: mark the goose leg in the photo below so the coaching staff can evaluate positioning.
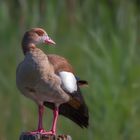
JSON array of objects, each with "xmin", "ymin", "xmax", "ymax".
[
  {"xmin": 28, "ymin": 105, "xmax": 59, "ymax": 136},
  {"xmin": 50, "ymin": 106, "xmax": 59, "ymax": 134},
  {"xmin": 41, "ymin": 106, "xmax": 59, "ymax": 135},
  {"xmin": 28, "ymin": 105, "xmax": 45, "ymax": 134},
  {"xmin": 37, "ymin": 105, "xmax": 45, "ymax": 132}
]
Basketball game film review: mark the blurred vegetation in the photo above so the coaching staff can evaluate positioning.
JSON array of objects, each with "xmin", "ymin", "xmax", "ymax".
[{"xmin": 0, "ymin": 0, "xmax": 140, "ymax": 140}]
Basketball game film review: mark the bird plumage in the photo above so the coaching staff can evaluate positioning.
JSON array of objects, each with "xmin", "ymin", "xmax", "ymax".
[{"xmin": 16, "ymin": 28, "xmax": 89, "ymax": 135}]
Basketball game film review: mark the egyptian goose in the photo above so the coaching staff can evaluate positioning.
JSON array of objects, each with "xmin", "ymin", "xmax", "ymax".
[{"xmin": 16, "ymin": 28, "xmax": 89, "ymax": 135}]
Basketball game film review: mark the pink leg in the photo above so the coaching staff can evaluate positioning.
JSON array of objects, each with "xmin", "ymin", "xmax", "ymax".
[
  {"xmin": 50, "ymin": 106, "xmax": 59, "ymax": 134},
  {"xmin": 40, "ymin": 106, "xmax": 59, "ymax": 135},
  {"xmin": 37, "ymin": 105, "xmax": 44, "ymax": 131},
  {"xmin": 28, "ymin": 105, "xmax": 45, "ymax": 134},
  {"xmin": 28, "ymin": 106, "xmax": 59, "ymax": 136}
]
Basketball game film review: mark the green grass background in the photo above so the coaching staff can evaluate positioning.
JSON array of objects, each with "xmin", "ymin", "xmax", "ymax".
[{"xmin": 0, "ymin": 0, "xmax": 140, "ymax": 140}]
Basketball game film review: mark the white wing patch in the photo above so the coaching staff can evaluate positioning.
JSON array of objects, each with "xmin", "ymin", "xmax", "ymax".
[{"xmin": 59, "ymin": 71, "xmax": 77, "ymax": 93}]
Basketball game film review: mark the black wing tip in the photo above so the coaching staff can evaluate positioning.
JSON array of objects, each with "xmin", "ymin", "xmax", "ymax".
[
  {"xmin": 59, "ymin": 102, "xmax": 89, "ymax": 129},
  {"xmin": 74, "ymin": 116, "xmax": 89, "ymax": 128},
  {"xmin": 79, "ymin": 115, "xmax": 89, "ymax": 128},
  {"xmin": 77, "ymin": 80, "xmax": 88, "ymax": 87}
]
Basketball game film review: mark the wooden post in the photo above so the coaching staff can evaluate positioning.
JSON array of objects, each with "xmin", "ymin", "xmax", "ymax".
[{"xmin": 19, "ymin": 133, "xmax": 72, "ymax": 140}]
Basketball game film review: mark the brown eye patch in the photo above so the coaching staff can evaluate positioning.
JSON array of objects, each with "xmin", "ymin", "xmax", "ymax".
[
  {"xmin": 31, "ymin": 28, "xmax": 46, "ymax": 36},
  {"xmin": 36, "ymin": 30, "xmax": 45, "ymax": 36}
]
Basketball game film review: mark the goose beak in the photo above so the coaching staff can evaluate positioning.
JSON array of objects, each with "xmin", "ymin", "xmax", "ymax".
[{"xmin": 44, "ymin": 35, "xmax": 56, "ymax": 45}]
